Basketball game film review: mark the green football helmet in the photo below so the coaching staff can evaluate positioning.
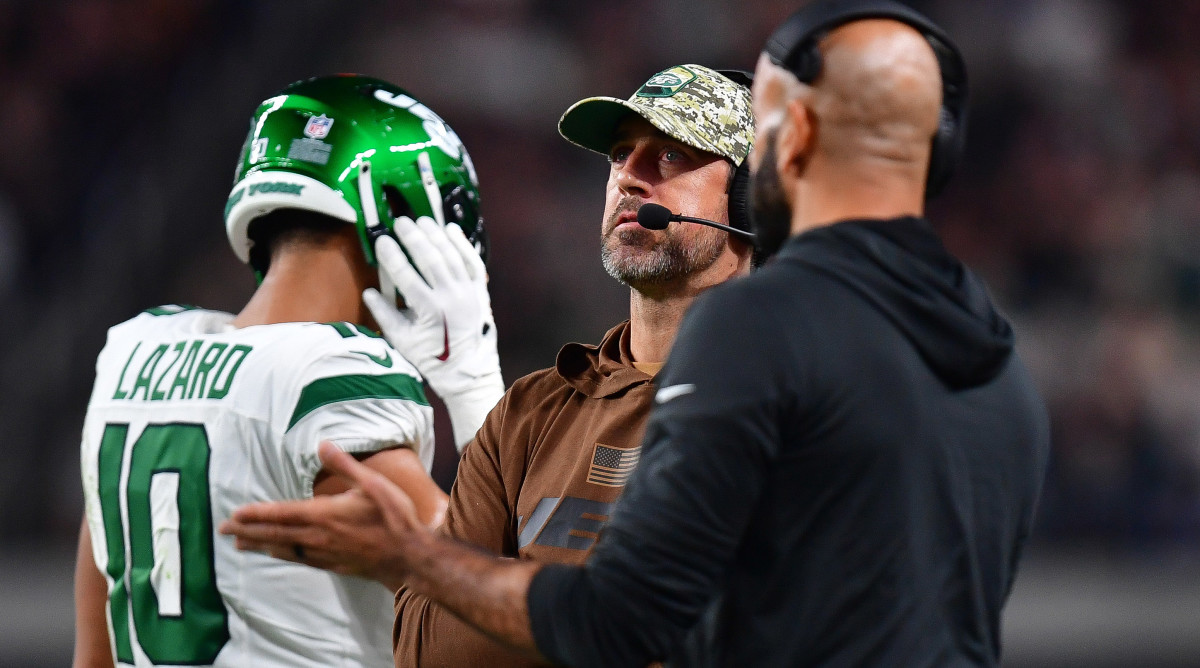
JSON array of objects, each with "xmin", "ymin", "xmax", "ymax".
[{"xmin": 224, "ymin": 74, "xmax": 486, "ymax": 274}]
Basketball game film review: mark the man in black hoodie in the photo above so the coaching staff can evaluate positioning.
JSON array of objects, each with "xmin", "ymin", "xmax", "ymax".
[
  {"xmin": 222, "ymin": 3, "xmax": 1051, "ymax": 666},
  {"xmin": 524, "ymin": 6, "xmax": 1050, "ymax": 665}
]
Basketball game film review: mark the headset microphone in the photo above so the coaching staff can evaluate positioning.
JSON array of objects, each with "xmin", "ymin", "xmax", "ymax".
[{"xmin": 636, "ymin": 203, "xmax": 755, "ymax": 242}]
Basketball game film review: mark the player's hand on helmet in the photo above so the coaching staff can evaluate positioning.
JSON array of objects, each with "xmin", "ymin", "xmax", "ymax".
[
  {"xmin": 363, "ymin": 216, "xmax": 498, "ymax": 392},
  {"xmin": 363, "ymin": 216, "xmax": 503, "ymax": 450}
]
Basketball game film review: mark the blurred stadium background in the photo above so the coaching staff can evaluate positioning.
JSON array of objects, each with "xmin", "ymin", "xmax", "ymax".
[{"xmin": 1, "ymin": 1, "xmax": 1198, "ymax": 666}]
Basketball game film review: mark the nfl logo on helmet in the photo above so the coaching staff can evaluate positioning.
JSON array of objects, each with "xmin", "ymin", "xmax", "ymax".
[{"xmin": 303, "ymin": 114, "xmax": 334, "ymax": 139}]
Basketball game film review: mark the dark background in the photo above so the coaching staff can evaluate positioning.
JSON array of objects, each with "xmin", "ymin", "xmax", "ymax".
[{"xmin": 2, "ymin": 1, "xmax": 1198, "ymax": 666}]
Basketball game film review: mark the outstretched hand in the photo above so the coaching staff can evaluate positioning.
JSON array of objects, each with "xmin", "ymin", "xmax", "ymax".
[
  {"xmin": 225, "ymin": 442, "xmax": 545, "ymax": 657},
  {"xmin": 218, "ymin": 441, "xmax": 430, "ymax": 591}
]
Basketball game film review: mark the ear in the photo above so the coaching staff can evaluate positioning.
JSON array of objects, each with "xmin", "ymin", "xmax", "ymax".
[{"xmin": 775, "ymin": 98, "xmax": 813, "ymax": 179}]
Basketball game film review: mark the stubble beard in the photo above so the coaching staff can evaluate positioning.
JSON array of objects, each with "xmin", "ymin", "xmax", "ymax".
[{"xmin": 600, "ymin": 196, "xmax": 727, "ymax": 289}]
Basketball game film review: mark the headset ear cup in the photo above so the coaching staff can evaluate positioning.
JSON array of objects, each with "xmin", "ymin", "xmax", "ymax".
[
  {"xmin": 728, "ymin": 161, "xmax": 768, "ymax": 268},
  {"xmin": 924, "ymin": 34, "xmax": 968, "ymax": 198},
  {"xmin": 727, "ymin": 161, "xmax": 752, "ymax": 233},
  {"xmin": 924, "ymin": 71, "xmax": 969, "ymax": 199},
  {"xmin": 764, "ymin": 1, "xmax": 969, "ymax": 199},
  {"xmin": 925, "ymin": 108, "xmax": 956, "ymax": 198},
  {"xmin": 792, "ymin": 40, "xmax": 823, "ymax": 84}
]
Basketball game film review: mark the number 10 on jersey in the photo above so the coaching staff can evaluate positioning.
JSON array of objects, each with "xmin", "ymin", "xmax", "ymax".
[{"xmin": 96, "ymin": 422, "xmax": 229, "ymax": 664}]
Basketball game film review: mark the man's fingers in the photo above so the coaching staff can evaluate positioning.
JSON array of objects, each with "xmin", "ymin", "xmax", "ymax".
[
  {"xmin": 444, "ymin": 223, "xmax": 486, "ymax": 283},
  {"xmin": 229, "ymin": 535, "xmax": 300, "ymax": 561},
  {"xmin": 375, "ymin": 234, "xmax": 436, "ymax": 314},
  {"xmin": 391, "ymin": 216, "xmax": 453, "ymax": 288},
  {"xmin": 221, "ymin": 517, "xmax": 310, "ymax": 548},
  {"xmin": 363, "ymin": 288, "xmax": 414, "ymax": 334},
  {"xmin": 222, "ymin": 518, "xmax": 349, "ymax": 564},
  {"xmin": 365, "ymin": 477, "xmax": 418, "ymax": 537},
  {"xmin": 415, "ymin": 216, "xmax": 468, "ymax": 283},
  {"xmin": 316, "ymin": 441, "xmax": 389, "ymax": 493},
  {"xmin": 230, "ymin": 535, "xmax": 272, "ymax": 553},
  {"xmin": 314, "ymin": 442, "xmax": 415, "ymax": 537},
  {"xmin": 353, "ymin": 458, "xmax": 423, "ymax": 538},
  {"xmin": 316, "ymin": 440, "xmax": 382, "ymax": 489},
  {"xmin": 230, "ymin": 534, "xmax": 350, "ymax": 573},
  {"xmin": 225, "ymin": 498, "xmax": 324, "ymax": 525},
  {"xmin": 271, "ymin": 544, "xmax": 352, "ymax": 573},
  {"xmin": 317, "ymin": 442, "xmax": 420, "ymax": 538}
]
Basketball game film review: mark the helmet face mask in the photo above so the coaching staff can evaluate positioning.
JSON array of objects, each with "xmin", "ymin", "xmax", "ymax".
[{"xmin": 224, "ymin": 75, "xmax": 486, "ymax": 275}]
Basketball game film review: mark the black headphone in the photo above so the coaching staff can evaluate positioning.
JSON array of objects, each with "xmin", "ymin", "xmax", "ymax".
[
  {"xmin": 714, "ymin": 69, "xmax": 754, "ymax": 235},
  {"xmin": 763, "ymin": 0, "xmax": 968, "ymax": 198}
]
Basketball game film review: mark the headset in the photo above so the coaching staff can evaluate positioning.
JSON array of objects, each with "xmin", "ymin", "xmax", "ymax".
[
  {"xmin": 715, "ymin": 69, "xmax": 755, "ymax": 234},
  {"xmin": 763, "ymin": 0, "xmax": 968, "ymax": 198}
]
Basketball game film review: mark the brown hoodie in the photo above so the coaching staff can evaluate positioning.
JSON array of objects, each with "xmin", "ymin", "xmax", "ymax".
[{"xmin": 393, "ymin": 321, "xmax": 656, "ymax": 667}]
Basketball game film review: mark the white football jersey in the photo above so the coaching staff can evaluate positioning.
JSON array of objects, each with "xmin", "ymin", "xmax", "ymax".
[{"xmin": 80, "ymin": 305, "xmax": 434, "ymax": 667}]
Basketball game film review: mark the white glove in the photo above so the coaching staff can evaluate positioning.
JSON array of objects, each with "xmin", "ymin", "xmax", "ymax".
[{"xmin": 363, "ymin": 216, "xmax": 504, "ymax": 452}]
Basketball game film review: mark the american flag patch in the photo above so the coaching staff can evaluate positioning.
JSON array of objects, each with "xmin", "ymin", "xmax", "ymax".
[{"xmin": 586, "ymin": 443, "xmax": 641, "ymax": 487}]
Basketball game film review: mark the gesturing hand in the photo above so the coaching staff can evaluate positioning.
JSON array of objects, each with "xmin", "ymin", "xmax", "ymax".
[
  {"xmin": 363, "ymin": 217, "xmax": 504, "ymax": 449},
  {"xmin": 225, "ymin": 442, "xmax": 547, "ymax": 657},
  {"xmin": 219, "ymin": 442, "xmax": 429, "ymax": 591}
]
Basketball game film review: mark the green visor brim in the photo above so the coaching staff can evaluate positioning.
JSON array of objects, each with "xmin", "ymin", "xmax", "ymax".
[
  {"xmin": 557, "ymin": 95, "xmax": 739, "ymax": 163},
  {"xmin": 557, "ymin": 96, "xmax": 643, "ymax": 158}
]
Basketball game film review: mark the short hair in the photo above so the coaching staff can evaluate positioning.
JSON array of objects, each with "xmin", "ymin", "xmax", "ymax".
[{"xmin": 246, "ymin": 209, "xmax": 347, "ymax": 276}]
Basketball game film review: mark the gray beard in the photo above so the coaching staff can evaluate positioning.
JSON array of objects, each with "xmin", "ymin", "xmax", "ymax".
[{"xmin": 600, "ymin": 223, "xmax": 726, "ymax": 289}]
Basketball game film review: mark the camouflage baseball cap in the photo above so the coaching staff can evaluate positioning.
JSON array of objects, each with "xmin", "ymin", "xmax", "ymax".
[{"xmin": 558, "ymin": 64, "xmax": 754, "ymax": 165}]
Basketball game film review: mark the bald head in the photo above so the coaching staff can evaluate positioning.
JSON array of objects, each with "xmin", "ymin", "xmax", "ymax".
[
  {"xmin": 815, "ymin": 19, "xmax": 942, "ymax": 167},
  {"xmin": 750, "ymin": 17, "xmax": 945, "ymax": 235}
]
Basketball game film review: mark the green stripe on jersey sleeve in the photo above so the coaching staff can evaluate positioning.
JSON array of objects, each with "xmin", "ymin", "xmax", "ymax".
[
  {"xmin": 287, "ymin": 373, "xmax": 428, "ymax": 430},
  {"xmin": 143, "ymin": 304, "xmax": 200, "ymax": 316},
  {"xmin": 321, "ymin": 322, "xmax": 384, "ymax": 339}
]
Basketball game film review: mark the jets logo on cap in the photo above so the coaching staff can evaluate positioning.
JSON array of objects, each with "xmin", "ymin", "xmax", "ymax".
[
  {"xmin": 303, "ymin": 114, "xmax": 334, "ymax": 139},
  {"xmin": 636, "ymin": 66, "xmax": 697, "ymax": 98}
]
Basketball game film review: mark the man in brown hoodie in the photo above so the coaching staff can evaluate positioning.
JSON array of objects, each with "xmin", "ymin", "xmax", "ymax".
[{"xmin": 224, "ymin": 64, "xmax": 755, "ymax": 667}]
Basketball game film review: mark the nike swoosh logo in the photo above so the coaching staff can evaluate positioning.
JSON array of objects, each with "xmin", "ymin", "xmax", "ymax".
[
  {"xmin": 351, "ymin": 350, "xmax": 393, "ymax": 368},
  {"xmin": 655, "ymin": 383, "xmax": 696, "ymax": 404},
  {"xmin": 436, "ymin": 315, "xmax": 450, "ymax": 361}
]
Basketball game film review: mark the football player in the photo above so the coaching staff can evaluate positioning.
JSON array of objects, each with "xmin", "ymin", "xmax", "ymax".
[{"xmin": 73, "ymin": 74, "xmax": 501, "ymax": 668}]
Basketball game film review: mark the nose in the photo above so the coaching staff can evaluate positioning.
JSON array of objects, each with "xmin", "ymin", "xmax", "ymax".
[{"xmin": 613, "ymin": 145, "xmax": 655, "ymax": 197}]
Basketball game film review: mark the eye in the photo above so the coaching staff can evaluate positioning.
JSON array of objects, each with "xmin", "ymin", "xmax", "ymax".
[
  {"xmin": 662, "ymin": 147, "xmax": 690, "ymax": 164},
  {"xmin": 609, "ymin": 145, "xmax": 632, "ymax": 163}
]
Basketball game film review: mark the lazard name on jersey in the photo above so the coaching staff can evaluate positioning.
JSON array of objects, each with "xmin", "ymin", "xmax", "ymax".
[{"xmin": 111, "ymin": 339, "xmax": 253, "ymax": 402}]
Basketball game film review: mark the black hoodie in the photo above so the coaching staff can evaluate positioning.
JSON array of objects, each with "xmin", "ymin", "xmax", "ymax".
[{"xmin": 530, "ymin": 218, "xmax": 1051, "ymax": 667}]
